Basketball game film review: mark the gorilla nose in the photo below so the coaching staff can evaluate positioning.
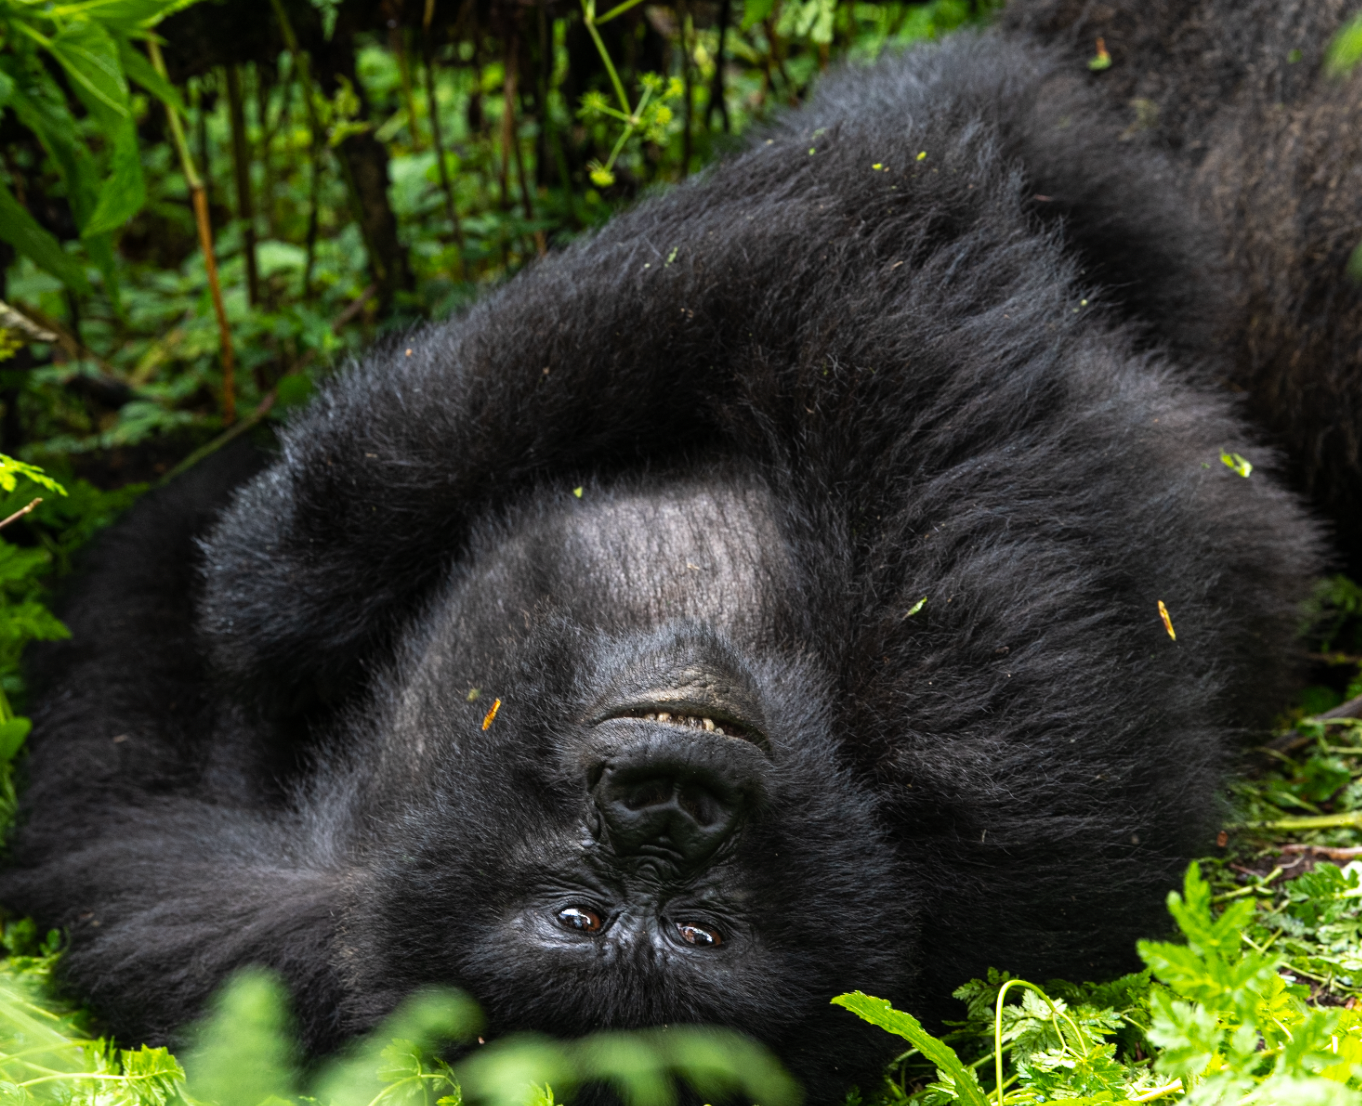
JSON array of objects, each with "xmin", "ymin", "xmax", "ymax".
[
  {"xmin": 587, "ymin": 727, "xmax": 770, "ymax": 864},
  {"xmin": 596, "ymin": 767, "xmax": 740, "ymax": 862}
]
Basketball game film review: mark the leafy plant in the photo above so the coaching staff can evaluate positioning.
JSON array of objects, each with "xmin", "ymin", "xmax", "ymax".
[
  {"xmin": 837, "ymin": 860, "xmax": 1362, "ymax": 1105},
  {"xmin": 0, "ymin": 960, "xmax": 800, "ymax": 1106},
  {"xmin": 0, "ymin": 0, "xmax": 206, "ymax": 301}
]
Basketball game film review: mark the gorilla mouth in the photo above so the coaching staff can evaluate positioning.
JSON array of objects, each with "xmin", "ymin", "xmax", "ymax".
[
  {"xmin": 612, "ymin": 708, "xmax": 749, "ymax": 740},
  {"xmin": 588, "ymin": 650, "xmax": 770, "ymax": 750}
]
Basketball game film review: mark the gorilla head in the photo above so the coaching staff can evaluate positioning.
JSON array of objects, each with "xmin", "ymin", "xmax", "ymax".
[
  {"xmin": 0, "ymin": 26, "xmax": 1326, "ymax": 1103},
  {"xmin": 333, "ymin": 476, "xmax": 912, "ymax": 1086}
]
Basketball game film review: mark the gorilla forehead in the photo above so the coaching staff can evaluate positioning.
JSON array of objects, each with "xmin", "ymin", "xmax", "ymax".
[
  {"xmin": 447, "ymin": 468, "xmax": 793, "ymax": 636},
  {"xmin": 382, "ymin": 466, "xmax": 808, "ymax": 785}
]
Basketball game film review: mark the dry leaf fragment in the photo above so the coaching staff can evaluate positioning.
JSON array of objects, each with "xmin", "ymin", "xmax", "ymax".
[
  {"xmin": 1158, "ymin": 600, "xmax": 1176, "ymax": 640},
  {"xmin": 482, "ymin": 698, "xmax": 502, "ymax": 730}
]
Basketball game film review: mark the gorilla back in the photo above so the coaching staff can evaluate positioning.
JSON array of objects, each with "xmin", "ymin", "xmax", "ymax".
[{"xmin": 0, "ymin": 29, "xmax": 1322, "ymax": 1102}]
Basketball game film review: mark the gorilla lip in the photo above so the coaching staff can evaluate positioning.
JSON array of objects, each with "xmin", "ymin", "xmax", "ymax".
[
  {"xmin": 593, "ymin": 704, "xmax": 766, "ymax": 751},
  {"xmin": 586, "ymin": 655, "xmax": 770, "ymax": 750}
]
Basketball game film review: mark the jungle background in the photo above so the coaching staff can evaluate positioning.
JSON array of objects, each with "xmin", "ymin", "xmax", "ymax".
[{"xmin": 6, "ymin": 1, "xmax": 1362, "ymax": 1104}]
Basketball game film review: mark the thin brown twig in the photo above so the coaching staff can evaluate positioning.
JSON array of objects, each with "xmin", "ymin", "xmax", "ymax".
[
  {"xmin": 147, "ymin": 37, "xmax": 237, "ymax": 425},
  {"xmin": 1265, "ymin": 691, "xmax": 1362, "ymax": 754},
  {"xmin": 1278, "ymin": 844, "xmax": 1362, "ymax": 860},
  {"xmin": 5, "ymin": 303, "xmax": 112, "ymax": 372},
  {"xmin": 0, "ymin": 498, "xmax": 41, "ymax": 531},
  {"xmin": 331, "ymin": 284, "xmax": 378, "ymax": 332},
  {"xmin": 422, "ymin": 2, "xmax": 467, "ymax": 277}
]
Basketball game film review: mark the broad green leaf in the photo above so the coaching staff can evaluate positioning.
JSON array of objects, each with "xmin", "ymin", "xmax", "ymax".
[
  {"xmin": 84, "ymin": 230, "xmax": 123, "ymax": 311},
  {"xmin": 0, "ymin": 69, "xmax": 12, "ymax": 113},
  {"xmin": 4, "ymin": 64, "xmax": 103, "ymax": 230},
  {"xmin": 0, "ymin": 718, "xmax": 30, "ymax": 765},
  {"xmin": 47, "ymin": 19, "xmax": 129, "ymax": 125},
  {"xmin": 0, "ymin": 457, "xmax": 66, "ymax": 497},
  {"xmin": 183, "ymin": 970, "xmax": 297, "ymax": 1106},
  {"xmin": 115, "ymin": 34, "xmax": 186, "ymax": 114},
  {"xmin": 741, "ymin": 0, "xmax": 777, "ymax": 30},
  {"xmin": 831, "ymin": 992, "xmax": 989, "ymax": 1106},
  {"xmin": 83, "ymin": 117, "xmax": 146, "ymax": 236},
  {"xmin": 315, "ymin": 989, "xmax": 480, "ymax": 1106},
  {"xmin": 0, "ymin": 180, "xmax": 91, "ymax": 293},
  {"xmin": 48, "ymin": 0, "xmax": 204, "ymax": 31},
  {"xmin": 1327, "ymin": 13, "xmax": 1362, "ymax": 77}
]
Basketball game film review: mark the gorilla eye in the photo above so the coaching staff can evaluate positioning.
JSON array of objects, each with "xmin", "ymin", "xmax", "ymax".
[
  {"xmin": 556, "ymin": 907, "xmax": 602, "ymax": 933},
  {"xmin": 677, "ymin": 922, "xmax": 722, "ymax": 947}
]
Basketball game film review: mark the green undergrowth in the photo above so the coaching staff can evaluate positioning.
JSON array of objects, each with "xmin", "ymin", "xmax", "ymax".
[{"xmin": 1, "ymin": 476, "xmax": 1362, "ymax": 1105}]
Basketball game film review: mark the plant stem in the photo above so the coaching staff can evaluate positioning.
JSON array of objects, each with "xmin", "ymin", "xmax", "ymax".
[
  {"xmin": 147, "ymin": 37, "xmax": 236, "ymax": 424},
  {"xmin": 225, "ymin": 65, "xmax": 260, "ymax": 306},
  {"xmin": 392, "ymin": 26, "xmax": 424, "ymax": 148},
  {"xmin": 421, "ymin": 6, "xmax": 466, "ymax": 277},
  {"xmin": 583, "ymin": 0, "xmax": 632, "ymax": 117},
  {"xmin": 706, "ymin": 0, "xmax": 731, "ymax": 131},
  {"xmin": 0, "ymin": 498, "xmax": 41, "ymax": 531},
  {"xmin": 1242, "ymin": 812, "xmax": 1362, "ymax": 830}
]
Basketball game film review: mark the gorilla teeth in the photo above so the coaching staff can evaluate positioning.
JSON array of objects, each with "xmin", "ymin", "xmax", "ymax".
[{"xmin": 641, "ymin": 711, "xmax": 728, "ymax": 736}]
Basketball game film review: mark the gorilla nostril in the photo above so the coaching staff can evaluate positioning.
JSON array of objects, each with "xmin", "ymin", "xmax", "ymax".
[
  {"xmin": 677, "ymin": 783, "xmax": 721, "ymax": 826},
  {"xmin": 622, "ymin": 779, "xmax": 672, "ymax": 811}
]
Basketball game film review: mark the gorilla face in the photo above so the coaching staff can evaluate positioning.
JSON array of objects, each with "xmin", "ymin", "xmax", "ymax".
[{"xmin": 331, "ymin": 479, "xmax": 914, "ymax": 1090}]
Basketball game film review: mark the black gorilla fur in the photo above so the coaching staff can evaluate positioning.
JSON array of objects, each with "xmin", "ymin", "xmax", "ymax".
[
  {"xmin": 1005, "ymin": 0, "xmax": 1362, "ymax": 576},
  {"xmin": 0, "ymin": 17, "xmax": 1336, "ymax": 1102}
]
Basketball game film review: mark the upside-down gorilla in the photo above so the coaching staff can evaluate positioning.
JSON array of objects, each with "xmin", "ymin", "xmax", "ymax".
[{"xmin": 6, "ymin": 2, "xmax": 1359, "ymax": 1100}]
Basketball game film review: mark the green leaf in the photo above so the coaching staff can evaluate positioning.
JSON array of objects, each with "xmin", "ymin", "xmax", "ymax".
[
  {"xmin": 84, "ymin": 230, "xmax": 123, "ymax": 312},
  {"xmin": 4, "ymin": 61, "xmax": 104, "ymax": 230},
  {"xmin": 314, "ymin": 989, "xmax": 480, "ymax": 1106},
  {"xmin": 183, "ymin": 970, "xmax": 298, "ymax": 1106},
  {"xmin": 46, "ymin": 19, "xmax": 130, "ymax": 125},
  {"xmin": 741, "ymin": 0, "xmax": 776, "ymax": 30},
  {"xmin": 83, "ymin": 117, "xmax": 146, "ymax": 236},
  {"xmin": 831, "ymin": 991, "xmax": 989, "ymax": 1106},
  {"xmin": 0, "ymin": 179, "xmax": 91, "ymax": 294},
  {"xmin": 115, "ymin": 35, "xmax": 186, "ymax": 114},
  {"xmin": 47, "ymin": 0, "xmax": 204, "ymax": 31},
  {"xmin": 0, "ymin": 457, "xmax": 66, "ymax": 497},
  {"xmin": 0, "ymin": 718, "xmax": 31, "ymax": 765},
  {"xmin": 274, "ymin": 374, "xmax": 314, "ymax": 409},
  {"xmin": 1326, "ymin": 13, "xmax": 1362, "ymax": 77}
]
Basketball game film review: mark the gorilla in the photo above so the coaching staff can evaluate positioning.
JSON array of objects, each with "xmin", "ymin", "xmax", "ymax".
[
  {"xmin": 0, "ymin": 8, "xmax": 1340, "ymax": 1101},
  {"xmin": 1005, "ymin": 0, "xmax": 1362, "ymax": 576}
]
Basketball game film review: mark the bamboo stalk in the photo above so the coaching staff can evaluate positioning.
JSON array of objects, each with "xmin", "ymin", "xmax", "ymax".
[
  {"xmin": 679, "ymin": 0, "xmax": 693, "ymax": 178},
  {"xmin": 706, "ymin": 0, "xmax": 732, "ymax": 132},
  {"xmin": 503, "ymin": 37, "xmax": 547, "ymax": 257},
  {"xmin": 422, "ymin": 0, "xmax": 466, "ymax": 277},
  {"xmin": 147, "ymin": 37, "xmax": 236, "ymax": 424},
  {"xmin": 225, "ymin": 65, "xmax": 260, "ymax": 306},
  {"xmin": 392, "ymin": 25, "xmax": 425, "ymax": 148}
]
